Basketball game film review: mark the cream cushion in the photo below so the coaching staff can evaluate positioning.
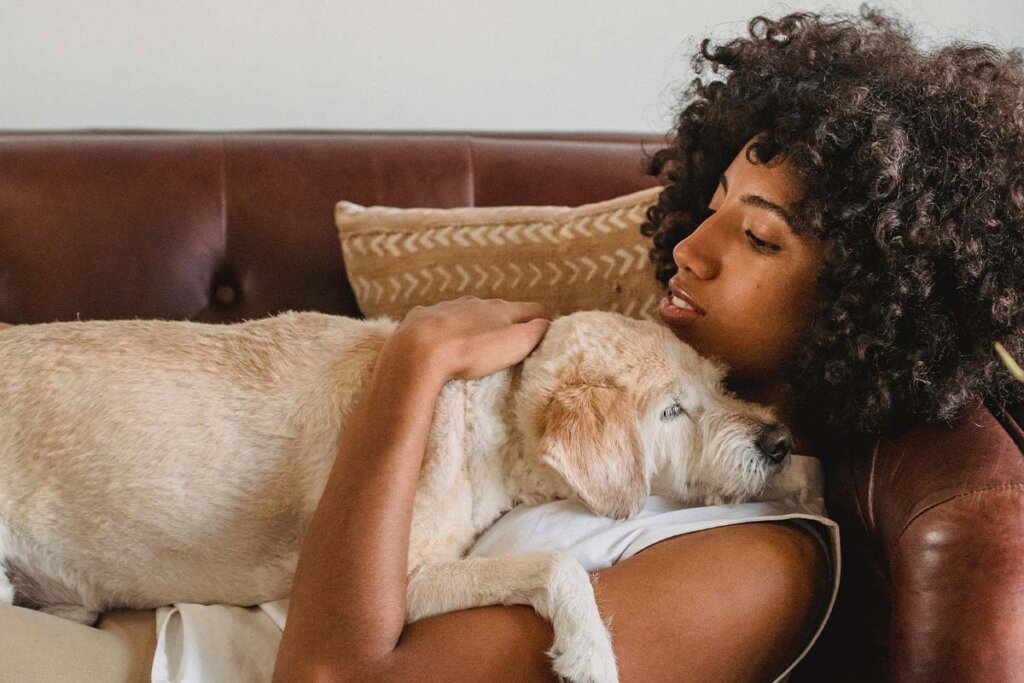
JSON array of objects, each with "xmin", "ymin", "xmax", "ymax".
[
  {"xmin": 0, "ymin": 604, "xmax": 155, "ymax": 683},
  {"xmin": 335, "ymin": 186, "xmax": 665, "ymax": 321}
]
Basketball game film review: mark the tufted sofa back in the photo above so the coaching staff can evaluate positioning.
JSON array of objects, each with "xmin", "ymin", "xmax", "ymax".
[{"xmin": 0, "ymin": 131, "xmax": 662, "ymax": 326}]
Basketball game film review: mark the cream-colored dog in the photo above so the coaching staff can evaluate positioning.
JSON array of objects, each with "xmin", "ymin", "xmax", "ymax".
[{"xmin": 0, "ymin": 309, "xmax": 791, "ymax": 683}]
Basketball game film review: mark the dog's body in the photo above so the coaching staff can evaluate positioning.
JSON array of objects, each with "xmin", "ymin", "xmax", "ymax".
[{"xmin": 0, "ymin": 309, "xmax": 789, "ymax": 683}]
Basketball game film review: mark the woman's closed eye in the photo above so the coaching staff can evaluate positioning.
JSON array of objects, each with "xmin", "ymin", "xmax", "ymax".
[
  {"xmin": 745, "ymin": 229, "xmax": 781, "ymax": 253},
  {"xmin": 705, "ymin": 206, "xmax": 781, "ymax": 254}
]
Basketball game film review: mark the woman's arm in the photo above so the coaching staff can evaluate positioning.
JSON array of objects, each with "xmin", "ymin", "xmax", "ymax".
[
  {"xmin": 273, "ymin": 334, "xmax": 441, "ymax": 674},
  {"xmin": 273, "ymin": 297, "xmax": 552, "ymax": 681},
  {"xmin": 0, "ymin": 322, "xmax": 12, "ymax": 331}
]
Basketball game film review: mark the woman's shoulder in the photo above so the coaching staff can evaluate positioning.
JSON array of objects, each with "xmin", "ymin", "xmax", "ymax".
[{"xmin": 590, "ymin": 519, "xmax": 831, "ymax": 681}]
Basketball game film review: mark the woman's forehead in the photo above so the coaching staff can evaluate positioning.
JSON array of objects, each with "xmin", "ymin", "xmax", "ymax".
[
  {"xmin": 723, "ymin": 138, "xmax": 806, "ymax": 225},
  {"xmin": 731, "ymin": 137, "xmax": 802, "ymax": 191}
]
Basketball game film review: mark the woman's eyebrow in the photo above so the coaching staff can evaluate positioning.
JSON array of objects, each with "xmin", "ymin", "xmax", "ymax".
[{"xmin": 719, "ymin": 172, "xmax": 797, "ymax": 234}]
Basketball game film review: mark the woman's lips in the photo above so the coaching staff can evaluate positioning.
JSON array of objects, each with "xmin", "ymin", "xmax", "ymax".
[
  {"xmin": 667, "ymin": 283, "xmax": 706, "ymax": 314},
  {"xmin": 658, "ymin": 293, "xmax": 705, "ymax": 324}
]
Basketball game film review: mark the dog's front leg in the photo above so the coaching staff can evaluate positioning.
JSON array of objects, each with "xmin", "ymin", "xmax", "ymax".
[{"xmin": 406, "ymin": 551, "xmax": 618, "ymax": 683}]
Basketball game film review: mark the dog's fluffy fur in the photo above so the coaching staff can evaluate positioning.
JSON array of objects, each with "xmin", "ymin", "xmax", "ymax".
[{"xmin": 0, "ymin": 309, "xmax": 787, "ymax": 683}]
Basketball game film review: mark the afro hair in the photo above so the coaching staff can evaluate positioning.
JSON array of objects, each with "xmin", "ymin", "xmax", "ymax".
[{"xmin": 641, "ymin": 4, "xmax": 1024, "ymax": 439}]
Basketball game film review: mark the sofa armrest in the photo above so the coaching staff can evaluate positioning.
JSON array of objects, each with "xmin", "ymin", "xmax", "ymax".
[
  {"xmin": 792, "ymin": 400, "xmax": 1024, "ymax": 682},
  {"xmin": 890, "ymin": 485, "xmax": 1024, "ymax": 682}
]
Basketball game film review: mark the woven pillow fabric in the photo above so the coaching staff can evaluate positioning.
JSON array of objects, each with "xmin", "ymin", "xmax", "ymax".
[{"xmin": 335, "ymin": 186, "xmax": 665, "ymax": 322}]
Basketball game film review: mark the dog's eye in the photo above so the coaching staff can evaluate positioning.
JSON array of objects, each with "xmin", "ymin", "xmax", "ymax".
[{"xmin": 660, "ymin": 401, "xmax": 687, "ymax": 421}]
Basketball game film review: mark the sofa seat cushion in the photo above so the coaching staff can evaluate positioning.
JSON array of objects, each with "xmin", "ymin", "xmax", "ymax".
[{"xmin": 0, "ymin": 604, "xmax": 155, "ymax": 683}]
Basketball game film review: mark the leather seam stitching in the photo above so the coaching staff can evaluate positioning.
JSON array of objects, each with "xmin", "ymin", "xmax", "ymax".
[
  {"xmin": 893, "ymin": 482, "xmax": 1024, "ymax": 551},
  {"xmin": 852, "ymin": 439, "xmax": 890, "ymax": 585}
]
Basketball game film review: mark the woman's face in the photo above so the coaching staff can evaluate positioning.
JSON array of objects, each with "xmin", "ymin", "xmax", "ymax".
[{"xmin": 658, "ymin": 136, "xmax": 825, "ymax": 385}]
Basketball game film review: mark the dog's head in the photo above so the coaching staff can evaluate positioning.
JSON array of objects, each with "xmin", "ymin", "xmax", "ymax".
[{"xmin": 515, "ymin": 311, "xmax": 791, "ymax": 520}]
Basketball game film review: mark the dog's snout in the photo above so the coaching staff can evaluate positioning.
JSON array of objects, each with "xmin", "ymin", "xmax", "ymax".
[{"xmin": 755, "ymin": 424, "xmax": 792, "ymax": 465}]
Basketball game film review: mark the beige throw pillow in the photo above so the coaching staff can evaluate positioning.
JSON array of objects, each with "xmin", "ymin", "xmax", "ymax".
[{"xmin": 335, "ymin": 186, "xmax": 666, "ymax": 322}]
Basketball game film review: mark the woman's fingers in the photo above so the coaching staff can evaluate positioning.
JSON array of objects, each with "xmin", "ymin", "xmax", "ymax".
[
  {"xmin": 390, "ymin": 297, "xmax": 552, "ymax": 382},
  {"xmin": 455, "ymin": 317, "xmax": 551, "ymax": 381},
  {"xmin": 502, "ymin": 300, "xmax": 550, "ymax": 325},
  {"xmin": 500, "ymin": 316, "xmax": 551, "ymax": 362}
]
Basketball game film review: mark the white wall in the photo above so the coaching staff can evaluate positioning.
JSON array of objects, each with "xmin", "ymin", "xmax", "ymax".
[{"xmin": 1, "ymin": 0, "xmax": 1021, "ymax": 133}]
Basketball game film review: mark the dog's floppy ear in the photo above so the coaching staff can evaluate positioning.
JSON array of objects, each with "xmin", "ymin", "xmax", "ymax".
[{"xmin": 538, "ymin": 381, "xmax": 648, "ymax": 520}]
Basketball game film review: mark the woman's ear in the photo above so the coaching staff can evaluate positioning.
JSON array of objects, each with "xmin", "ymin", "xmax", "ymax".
[{"xmin": 538, "ymin": 381, "xmax": 648, "ymax": 520}]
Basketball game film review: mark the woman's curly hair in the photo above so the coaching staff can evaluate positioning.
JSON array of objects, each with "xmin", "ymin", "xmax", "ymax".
[{"xmin": 641, "ymin": 4, "xmax": 1024, "ymax": 439}]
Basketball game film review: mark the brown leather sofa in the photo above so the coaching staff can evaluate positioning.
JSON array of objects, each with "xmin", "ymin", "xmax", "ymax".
[{"xmin": 1, "ymin": 131, "xmax": 1022, "ymax": 682}]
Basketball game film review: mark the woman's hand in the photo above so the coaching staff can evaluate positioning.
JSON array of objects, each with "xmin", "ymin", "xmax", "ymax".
[{"xmin": 386, "ymin": 296, "xmax": 551, "ymax": 383}]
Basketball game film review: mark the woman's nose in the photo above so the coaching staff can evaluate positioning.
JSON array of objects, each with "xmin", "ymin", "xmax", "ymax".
[{"xmin": 672, "ymin": 221, "xmax": 719, "ymax": 279}]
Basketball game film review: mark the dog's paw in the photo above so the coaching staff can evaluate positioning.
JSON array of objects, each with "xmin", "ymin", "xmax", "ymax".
[{"xmin": 546, "ymin": 616, "xmax": 618, "ymax": 683}]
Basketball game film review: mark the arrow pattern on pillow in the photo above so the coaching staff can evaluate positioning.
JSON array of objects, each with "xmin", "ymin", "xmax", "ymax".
[
  {"xmin": 349, "ymin": 244, "xmax": 660, "ymax": 321},
  {"xmin": 341, "ymin": 204, "xmax": 647, "ymax": 256},
  {"xmin": 341, "ymin": 196, "xmax": 662, "ymax": 321}
]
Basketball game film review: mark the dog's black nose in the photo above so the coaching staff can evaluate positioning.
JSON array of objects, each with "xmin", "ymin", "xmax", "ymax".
[{"xmin": 756, "ymin": 424, "xmax": 792, "ymax": 465}]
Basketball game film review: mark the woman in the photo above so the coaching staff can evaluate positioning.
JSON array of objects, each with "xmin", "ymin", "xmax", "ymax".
[
  {"xmin": 270, "ymin": 7, "xmax": 1023, "ymax": 682},
  {"xmin": 269, "ymin": 6, "xmax": 1024, "ymax": 682},
  {"xmin": 0, "ymin": 7, "xmax": 1002, "ymax": 683}
]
